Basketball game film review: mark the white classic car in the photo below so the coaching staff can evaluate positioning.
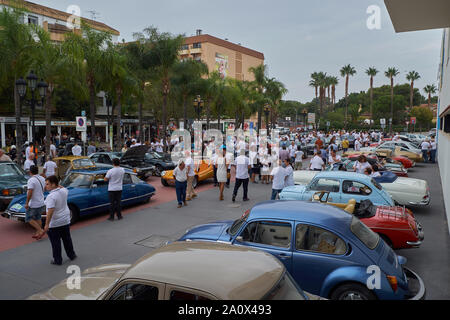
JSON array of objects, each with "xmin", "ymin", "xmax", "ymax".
[{"xmin": 293, "ymin": 170, "xmax": 430, "ymax": 207}]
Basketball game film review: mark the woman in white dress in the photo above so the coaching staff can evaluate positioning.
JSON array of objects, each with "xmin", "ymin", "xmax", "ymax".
[
  {"xmin": 216, "ymin": 147, "xmax": 228, "ymax": 201},
  {"xmin": 260, "ymin": 153, "xmax": 270, "ymax": 184}
]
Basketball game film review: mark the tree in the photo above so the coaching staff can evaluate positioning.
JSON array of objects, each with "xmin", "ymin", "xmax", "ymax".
[
  {"xmin": 140, "ymin": 26, "xmax": 184, "ymax": 140},
  {"xmin": 423, "ymin": 84, "xmax": 437, "ymax": 109},
  {"xmin": 340, "ymin": 64, "xmax": 357, "ymax": 128},
  {"xmin": 249, "ymin": 64, "xmax": 268, "ymax": 134},
  {"xmin": 265, "ymin": 78, "xmax": 288, "ymax": 129},
  {"xmin": 0, "ymin": 6, "xmax": 35, "ymax": 162},
  {"xmin": 411, "ymin": 106, "xmax": 433, "ymax": 132},
  {"xmin": 406, "ymin": 71, "xmax": 421, "ymax": 110},
  {"xmin": 329, "ymin": 76, "xmax": 339, "ymax": 109},
  {"xmin": 384, "ymin": 67, "xmax": 400, "ymax": 130},
  {"xmin": 365, "ymin": 67, "xmax": 379, "ymax": 119}
]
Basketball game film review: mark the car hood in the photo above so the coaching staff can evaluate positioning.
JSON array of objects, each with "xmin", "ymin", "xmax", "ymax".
[
  {"xmin": 28, "ymin": 264, "xmax": 131, "ymax": 300},
  {"xmin": 180, "ymin": 221, "xmax": 233, "ymax": 242},
  {"xmin": 121, "ymin": 145, "xmax": 149, "ymax": 161},
  {"xmin": 0, "ymin": 178, "xmax": 28, "ymax": 189}
]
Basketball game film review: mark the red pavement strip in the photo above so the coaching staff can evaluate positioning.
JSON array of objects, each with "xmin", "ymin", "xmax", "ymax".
[{"xmin": 0, "ymin": 176, "xmax": 216, "ymax": 253}]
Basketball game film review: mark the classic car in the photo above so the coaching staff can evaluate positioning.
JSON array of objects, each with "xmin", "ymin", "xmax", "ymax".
[
  {"xmin": 377, "ymin": 141, "xmax": 421, "ymax": 154},
  {"xmin": 28, "ymin": 241, "xmax": 315, "ymax": 300},
  {"xmin": 281, "ymin": 171, "xmax": 395, "ymax": 206},
  {"xmin": 89, "ymin": 152, "xmax": 123, "ymax": 166},
  {"xmin": 341, "ymin": 155, "xmax": 408, "ymax": 177},
  {"xmin": 291, "ymin": 170, "xmax": 430, "ymax": 207},
  {"xmin": 144, "ymin": 151, "xmax": 176, "ymax": 176},
  {"xmin": 53, "ymin": 156, "xmax": 99, "ymax": 180},
  {"xmin": 3, "ymin": 168, "xmax": 155, "ymax": 224},
  {"xmin": 388, "ymin": 156, "xmax": 415, "ymax": 169},
  {"xmin": 161, "ymin": 160, "xmax": 228, "ymax": 188},
  {"xmin": 345, "ymin": 146, "xmax": 423, "ymax": 163},
  {"xmin": 120, "ymin": 146, "xmax": 174, "ymax": 179},
  {"xmin": 0, "ymin": 161, "xmax": 29, "ymax": 211},
  {"xmin": 310, "ymin": 191, "xmax": 424, "ymax": 249},
  {"xmin": 178, "ymin": 201, "xmax": 425, "ymax": 300}
]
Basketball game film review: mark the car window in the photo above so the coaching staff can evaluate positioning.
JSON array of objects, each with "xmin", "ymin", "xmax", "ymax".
[
  {"xmin": 101, "ymin": 155, "xmax": 112, "ymax": 164},
  {"xmin": 131, "ymin": 174, "xmax": 141, "ymax": 184},
  {"xmin": 350, "ymin": 217, "xmax": 379, "ymax": 250},
  {"xmin": 61, "ymin": 173, "xmax": 93, "ymax": 188},
  {"xmin": 109, "ymin": 283, "xmax": 159, "ymax": 300},
  {"xmin": 342, "ymin": 180, "xmax": 372, "ymax": 195},
  {"xmin": 295, "ymin": 224, "xmax": 347, "ymax": 255},
  {"xmin": 72, "ymin": 158, "xmax": 95, "ymax": 168},
  {"xmin": 240, "ymin": 221, "xmax": 292, "ymax": 249},
  {"xmin": 309, "ymin": 178, "xmax": 340, "ymax": 193},
  {"xmin": 170, "ymin": 290, "xmax": 210, "ymax": 301},
  {"xmin": 0, "ymin": 163, "xmax": 26, "ymax": 179},
  {"xmin": 90, "ymin": 155, "xmax": 100, "ymax": 162},
  {"xmin": 123, "ymin": 174, "xmax": 132, "ymax": 185}
]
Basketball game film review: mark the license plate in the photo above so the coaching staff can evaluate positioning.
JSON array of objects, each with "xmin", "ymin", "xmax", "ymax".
[{"xmin": 10, "ymin": 216, "xmax": 20, "ymax": 222}]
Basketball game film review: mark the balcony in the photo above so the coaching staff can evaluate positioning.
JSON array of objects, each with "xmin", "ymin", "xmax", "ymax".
[
  {"xmin": 179, "ymin": 49, "xmax": 190, "ymax": 55},
  {"xmin": 190, "ymin": 48, "xmax": 202, "ymax": 54}
]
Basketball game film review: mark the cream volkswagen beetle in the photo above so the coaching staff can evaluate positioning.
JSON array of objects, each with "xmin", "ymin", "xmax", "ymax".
[
  {"xmin": 293, "ymin": 170, "xmax": 430, "ymax": 207},
  {"xmin": 28, "ymin": 241, "xmax": 319, "ymax": 300}
]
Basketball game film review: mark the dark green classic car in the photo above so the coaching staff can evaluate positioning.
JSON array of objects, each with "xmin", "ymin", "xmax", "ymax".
[{"xmin": 0, "ymin": 161, "xmax": 29, "ymax": 212}]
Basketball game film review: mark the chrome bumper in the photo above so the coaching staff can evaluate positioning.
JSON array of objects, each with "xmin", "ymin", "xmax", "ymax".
[
  {"xmin": 2, "ymin": 210, "xmax": 27, "ymax": 222},
  {"xmin": 404, "ymin": 267, "xmax": 426, "ymax": 300},
  {"xmin": 408, "ymin": 192, "xmax": 430, "ymax": 206}
]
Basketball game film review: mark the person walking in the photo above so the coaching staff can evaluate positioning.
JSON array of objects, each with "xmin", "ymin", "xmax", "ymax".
[
  {"xmin": 260, "ymin": 153, "xmax": 271, "ymax": 184},
  {"xmin": 420, "ymin": 139, "xmax": 431, "ymax": 163},
  {"xmin": 309, "ymin": 151, "xmax": 325, "ymax": 171},
  {"xmin": 294, "ymin": 146, "xmax": 304, "ymax": 171},
  {"xmin": 232, "ymin": 150, "xmax": 251, "ymax": 203},
  {"xmin": 42, "ymin": 175, "xmax": 77, "ymax": 265},
  {"xmin": 216, "ymin": 147, "xmax": 229, "ymax": 201},
  {"xmin": 279, "ymin": 145, "xmax": 290, "ymax": 162},
  {"xmin": 104, "ymin": 158, "xmax": 125, "ymax": 221},
  {"xmin": 342, "ymin": 137, "xmax": 349, "ymax": 153},
  {"xmin": 24, "ymin": 153, "xmax": 35, "ymax": 173},
  {"xmin": 87, "ymin": 142, "xmax": 96, "ymax": 156},
  {"xmin": 173, "ymin": 160, "xmax": 187, "ymax": 208},
  {"xmin": 72, "ymin": 142, "xmax": 82, "ymax": 156},
  {"xmin": 271, "ymin": 160, "xmax": 287, "ymax": 200},
  {"xmin": 283, "ymin": 159, "xmax": 295, "ymax": 188},
  {"xmin": 25, "ymin": 166, "xmax": 46, "ymax": 240},
  {"xmin": 185, "ymin": 151, "xmax": 197, "ymax": 201},
  {"xmin": 43, "ymin": 156, "xmax": 58, "ymax": 178}
]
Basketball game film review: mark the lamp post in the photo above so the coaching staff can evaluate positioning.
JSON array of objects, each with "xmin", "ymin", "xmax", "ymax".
[
  {"xmin": 16, "ymin": 71, "xmax": 48, "ymax": 159},
  {"xmin": 193, "ymin": 95, "xmax": 204, "ymax": 128},
  {"xmin": 264, "ymin": 104, "xmax": 271, "ymax": 137},
  {"xmin": 302, "ymin": 109, "xmax": 308, "ymax": 131}
]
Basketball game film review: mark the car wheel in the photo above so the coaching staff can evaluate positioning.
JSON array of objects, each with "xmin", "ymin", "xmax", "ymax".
[
  {"xmin": 155, "ymin": 165, "xmax": 163, "ymax": 177},
  {"xmin": 69, "ymin": 205, "xmax": 79, "ymax": 225},
  {"xmin": 379, "ymin": 234, "xmax": 393, "ymax": 248},
  {"xmin": 161, "ymin": 178, "xmax": 169, "ymax": 187},
  {"xmin": 331, "ymin": 283, "xmax": 377, "ymax": 300},
  {"xmin": 192, "ymin": 176, "xmax": 199, "ymax": 189}
]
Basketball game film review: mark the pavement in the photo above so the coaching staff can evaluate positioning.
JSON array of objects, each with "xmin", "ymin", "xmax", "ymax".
[{"xmin": 0, "ymin": 159, "xmax": 449, "ymax": 300}]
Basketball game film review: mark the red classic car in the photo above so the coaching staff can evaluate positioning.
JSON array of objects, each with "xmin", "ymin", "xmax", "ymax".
[
  {"xmin": 312, "ymin": 192, "xmax": 424, "ymax": 250},
  {"xmin": 391, "ymin": 156, "xmax": 415, "ymax": 169}
]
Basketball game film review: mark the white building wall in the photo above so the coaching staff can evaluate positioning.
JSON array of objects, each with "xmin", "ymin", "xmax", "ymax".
[{"xmin": 438, "ymin": 28, "xmax": 450, "ymax": 235}]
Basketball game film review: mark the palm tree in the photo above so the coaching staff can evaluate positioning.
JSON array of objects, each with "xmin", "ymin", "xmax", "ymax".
[
  {"xmin": 385, "ymin": 67, "xmax": 400, "ymax": 131},
  {"xmin": 171, "ymin": 59, "xmax": 208, "ymax": 131},
  {"xmin": 365, "ymin": 67, "xmax": 379, "ymax": 119},
  {"xmin": 265, "ymin": 78, "xmax": 288, "ymax": 129},
  {"xmin": 64, "ymin": 23, "xmax": 112, "ymax": 141},
  {"xmin": 316, "ymin": 72, "xmax": 327, "ymax": 117},
  {"xmin": 423, "ymin": 84, "xmax": 437, "ymax": 109},
  {"xmin": 340, "ymin": 64, "xmax": 357, "ymax": 128},
  {"xmin": 141, "ymin": 26, "xmax": 184, "ymax": 140},
  {"xmin": 406, "ymin": 71, "xmax": 421, "ymax": 110},
  {"xmin": 248, "ymin": 64, "xmax": 268, "ymax": 134},
  {"xmin": 0, "ymin": 6, "xmax": 35, "ymax": 163},
  {"xmin": 329, "ymin": 76, "xmax": 339, "ymax": 109}
]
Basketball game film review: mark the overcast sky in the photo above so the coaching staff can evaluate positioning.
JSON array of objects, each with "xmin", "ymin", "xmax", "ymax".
[{"xmin": 37, "ymin": 0, "xmax": 443, "ymax": 102}]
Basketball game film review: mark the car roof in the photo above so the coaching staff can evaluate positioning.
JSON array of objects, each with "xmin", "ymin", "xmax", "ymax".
[
  {"xmin": 122, "ymin": 241, "xmax": 285, "ymax": 300},
  {"xmin": 249, "ymin": 201, "xmax": 353, "ymax": 235},
  {"xmin": 54, "ymin": 156, "xmax": 89, "ymax": 161},
  {"xmin": 71, "ymin": 168, "xmax": 134, "ymax": 175},
  {"xmin": 314, "ymin": 171, "xmax": 371, "ymax": 181}
]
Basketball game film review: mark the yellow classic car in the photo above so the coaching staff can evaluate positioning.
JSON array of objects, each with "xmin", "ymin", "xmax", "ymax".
[
  {"xmin": 53, "ymin": 156, "xmax": 97, "ymax": 180},
  {"xmin": 160, "ymin": 160, "xmax": 219, "ymax": 188},
  {"xmin": 343, "ymin": 146, "xmax": 423, "ymax": 162}
]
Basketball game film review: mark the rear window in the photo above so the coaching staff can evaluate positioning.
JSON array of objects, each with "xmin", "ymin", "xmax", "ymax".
[
  {"xmin": 350, "ymin": 217, "xmax": 379, "ymax": 250},
  {"xmin": 229, "ymin": 214, "xmax": 249, "ymax": 236}
]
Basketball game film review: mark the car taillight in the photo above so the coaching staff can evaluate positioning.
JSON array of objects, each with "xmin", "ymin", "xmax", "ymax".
[
  {"xmin": 2, "ymin": 189, "xmax": 10, "ymax": 196},
  {"xmin": 386, "ymin": 275, "xmax": 398, "ymax": 292}
]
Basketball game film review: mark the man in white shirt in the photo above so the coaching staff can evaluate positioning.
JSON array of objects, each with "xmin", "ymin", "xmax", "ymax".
[
  {"xmin": 50, "ymin": 143, "xmax": 57, "ymax": 158},
  {"xmin": 294, "ymin": 146, "xmax": 304, "ymax": 170},
  {"xmin": 43, "ymin": 156, "xmax": 58, "ymax": 178},
  {"xmin": 309, "ymin": 152, "xmax": 325, "ymax": 171},
  {"xmin": 328, "ymin": 150, "xmax": 342, "ymax": 166},
  {"xmin": 71, "ymin": 142, "xmax": 82, "ymax": 156},
  {"xmin": 173, "ymin": 160, "xmax": 188, "ymax": 208},
  {"xmin": 104, "ymin": 158, "xmax": 125, "ymax": 221},
  {"xmin": 25, "ymin": 165, "xmax": 46, "ymax": 239},
  {"xmin": 232, "ymin": 150, "xmax": 251, "ymax": 202},
  {"xmin": 354, "ymin": 138, "xmax": 361, "ymax": 151},
  {"xmin": 420, "ymin": 140, "xmax": 431, "ymax": 163},
  {"xmin": 271, "ymin": 160, "xmax": 287, "ymax": 200},
  {"xmin": 24, "ymin": 153, "xmax": 35, "ymax": 173},
  {"xmin": 185, "ymin": 151, "xmax": 197, "ymax": 201}
]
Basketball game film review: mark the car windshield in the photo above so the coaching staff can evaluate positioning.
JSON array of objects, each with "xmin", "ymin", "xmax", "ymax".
[
  {"xmin": 111, "ymin": 153, "xmax": 122, "ymax": 159},
  {"xmin": 0, "ymin": 163, "xmax": 26, "ymax": 180},
  {"xmin": 350, "ymin": 216, "xmax": 379, "ymax": 250},
  {"xmin": 72, "ymin": 158, "xmax": 95, "ymax": 168},
  {"xmin": 61, "ymin": 173, "xmax": 94, "ymax": 188},
  {"xmin": 229, "ymin": 213, "xmax": 249, "ymax": 236},
  {"xmin": 264, "ymin": 272, "xmax": 306, "ymax": 300}
]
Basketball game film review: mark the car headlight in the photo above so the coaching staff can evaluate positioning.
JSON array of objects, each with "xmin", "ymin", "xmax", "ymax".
[{"xmin": 161, "ymin": 171, "xmax": 166, "ymax": 177}]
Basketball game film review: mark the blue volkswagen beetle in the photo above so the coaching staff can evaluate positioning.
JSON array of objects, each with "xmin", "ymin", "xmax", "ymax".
[
  {"xmin": 178, "ymin": 201, "xmax": 425, "ymax": 300},
  {"xmin": 280, "ymin": 171, "xmax": 395, "ymax": 206},
  {"xmin": 3, "ymin": 168, "xmax": 156, "ymax": 224}
]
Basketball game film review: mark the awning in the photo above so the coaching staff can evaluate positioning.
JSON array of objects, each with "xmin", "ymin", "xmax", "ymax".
[{"xmin": 384, "ymin": 0, "xmax": 450, "ymax": 32}]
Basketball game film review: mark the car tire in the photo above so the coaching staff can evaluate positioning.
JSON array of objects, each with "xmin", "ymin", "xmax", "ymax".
[
  {"xmin": 379, "ymin": 234, "xmax": 393, "ymax": 248},
  {"xmin": 155, "ymin": 165, "xmax": 163, "ymax": 177},
  {"xmin": 161, "ymin": 178, "xmax": 169, "ymax": 187},
  {"xmin": 330, "ymin": 283, "xmax": 377, "ymax": 300},
  {"xmin": 69, "ymin": 205, "xmax": 79, "ymax": 225}
]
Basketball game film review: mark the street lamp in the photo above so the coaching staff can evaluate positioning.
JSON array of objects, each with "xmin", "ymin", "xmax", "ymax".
[
  {"xmin": 16, "ymin": 71, "xmax": 47, "ymax": 158},
  {"xmin": 193, "ymin": 95, "xmax": 204, "ymax": 124},
  {"xmin": 264, "ymin": 104, "xmax": 271, "ymax": 136},
  {"xmin": 302, "ymin": 109, "xmax": 308, "ymax": 131}
]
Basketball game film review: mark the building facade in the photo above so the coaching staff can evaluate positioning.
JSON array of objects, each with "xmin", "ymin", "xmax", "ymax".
[
  {"xmin": 180, "ymin": 31, "xmax": 265, "ymax": 81},
  {"xmin": 385, "ymin": 0, "xmax": 450, "ymax": 234}
]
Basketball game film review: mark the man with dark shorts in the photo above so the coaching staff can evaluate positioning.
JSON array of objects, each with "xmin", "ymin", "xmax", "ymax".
[{"xmin": 25, "ymin": 166, "xmax": 46, "ymax": 239}]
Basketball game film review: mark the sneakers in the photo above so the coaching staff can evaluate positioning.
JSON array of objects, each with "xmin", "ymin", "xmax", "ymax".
[
  {"xmin": 243, "ymin": 198, "xmax": 250, "ymax": 202},
  {"xmin": 177, "ymin": 204, "xmax": 182, "ymax": 208},
  {"xmin": 50, "ymin": 260, "xmax": 62, "ymax": 266}
]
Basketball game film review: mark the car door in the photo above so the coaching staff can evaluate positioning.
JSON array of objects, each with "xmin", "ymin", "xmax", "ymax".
[
  {"xmin": 340, "ymin": 180, "xmax": 374, "ymax": 204},
  {"xmin": 89, "ymin": 174, "xmax": 110, "ymax": 213},
  {"xmin": 307, "ymin": 178, "xmax": 341, "ymax": 203},
  {"xmin": 121, "ymin": 173, "xmax": 137, "ymax": 205},
  {"xmin": 291, "ymin": 222, "xmax": 352, "ymax": 295},
  {"xmin": 233, "ymin": 219, "xmax": 294, "ymax": 273}
]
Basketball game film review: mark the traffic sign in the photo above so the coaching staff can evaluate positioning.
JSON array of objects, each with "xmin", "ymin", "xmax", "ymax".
[
  {"xmin": 380, "ymin": 118, "xmax": 386, "ymax": 125},
  {"xmin": 76, "ymin": 116, "xmax": 87, "ymax": 132},
  {"xmin": 326, "ymin": 121, "xmax": 330, "ymax": 127}
]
